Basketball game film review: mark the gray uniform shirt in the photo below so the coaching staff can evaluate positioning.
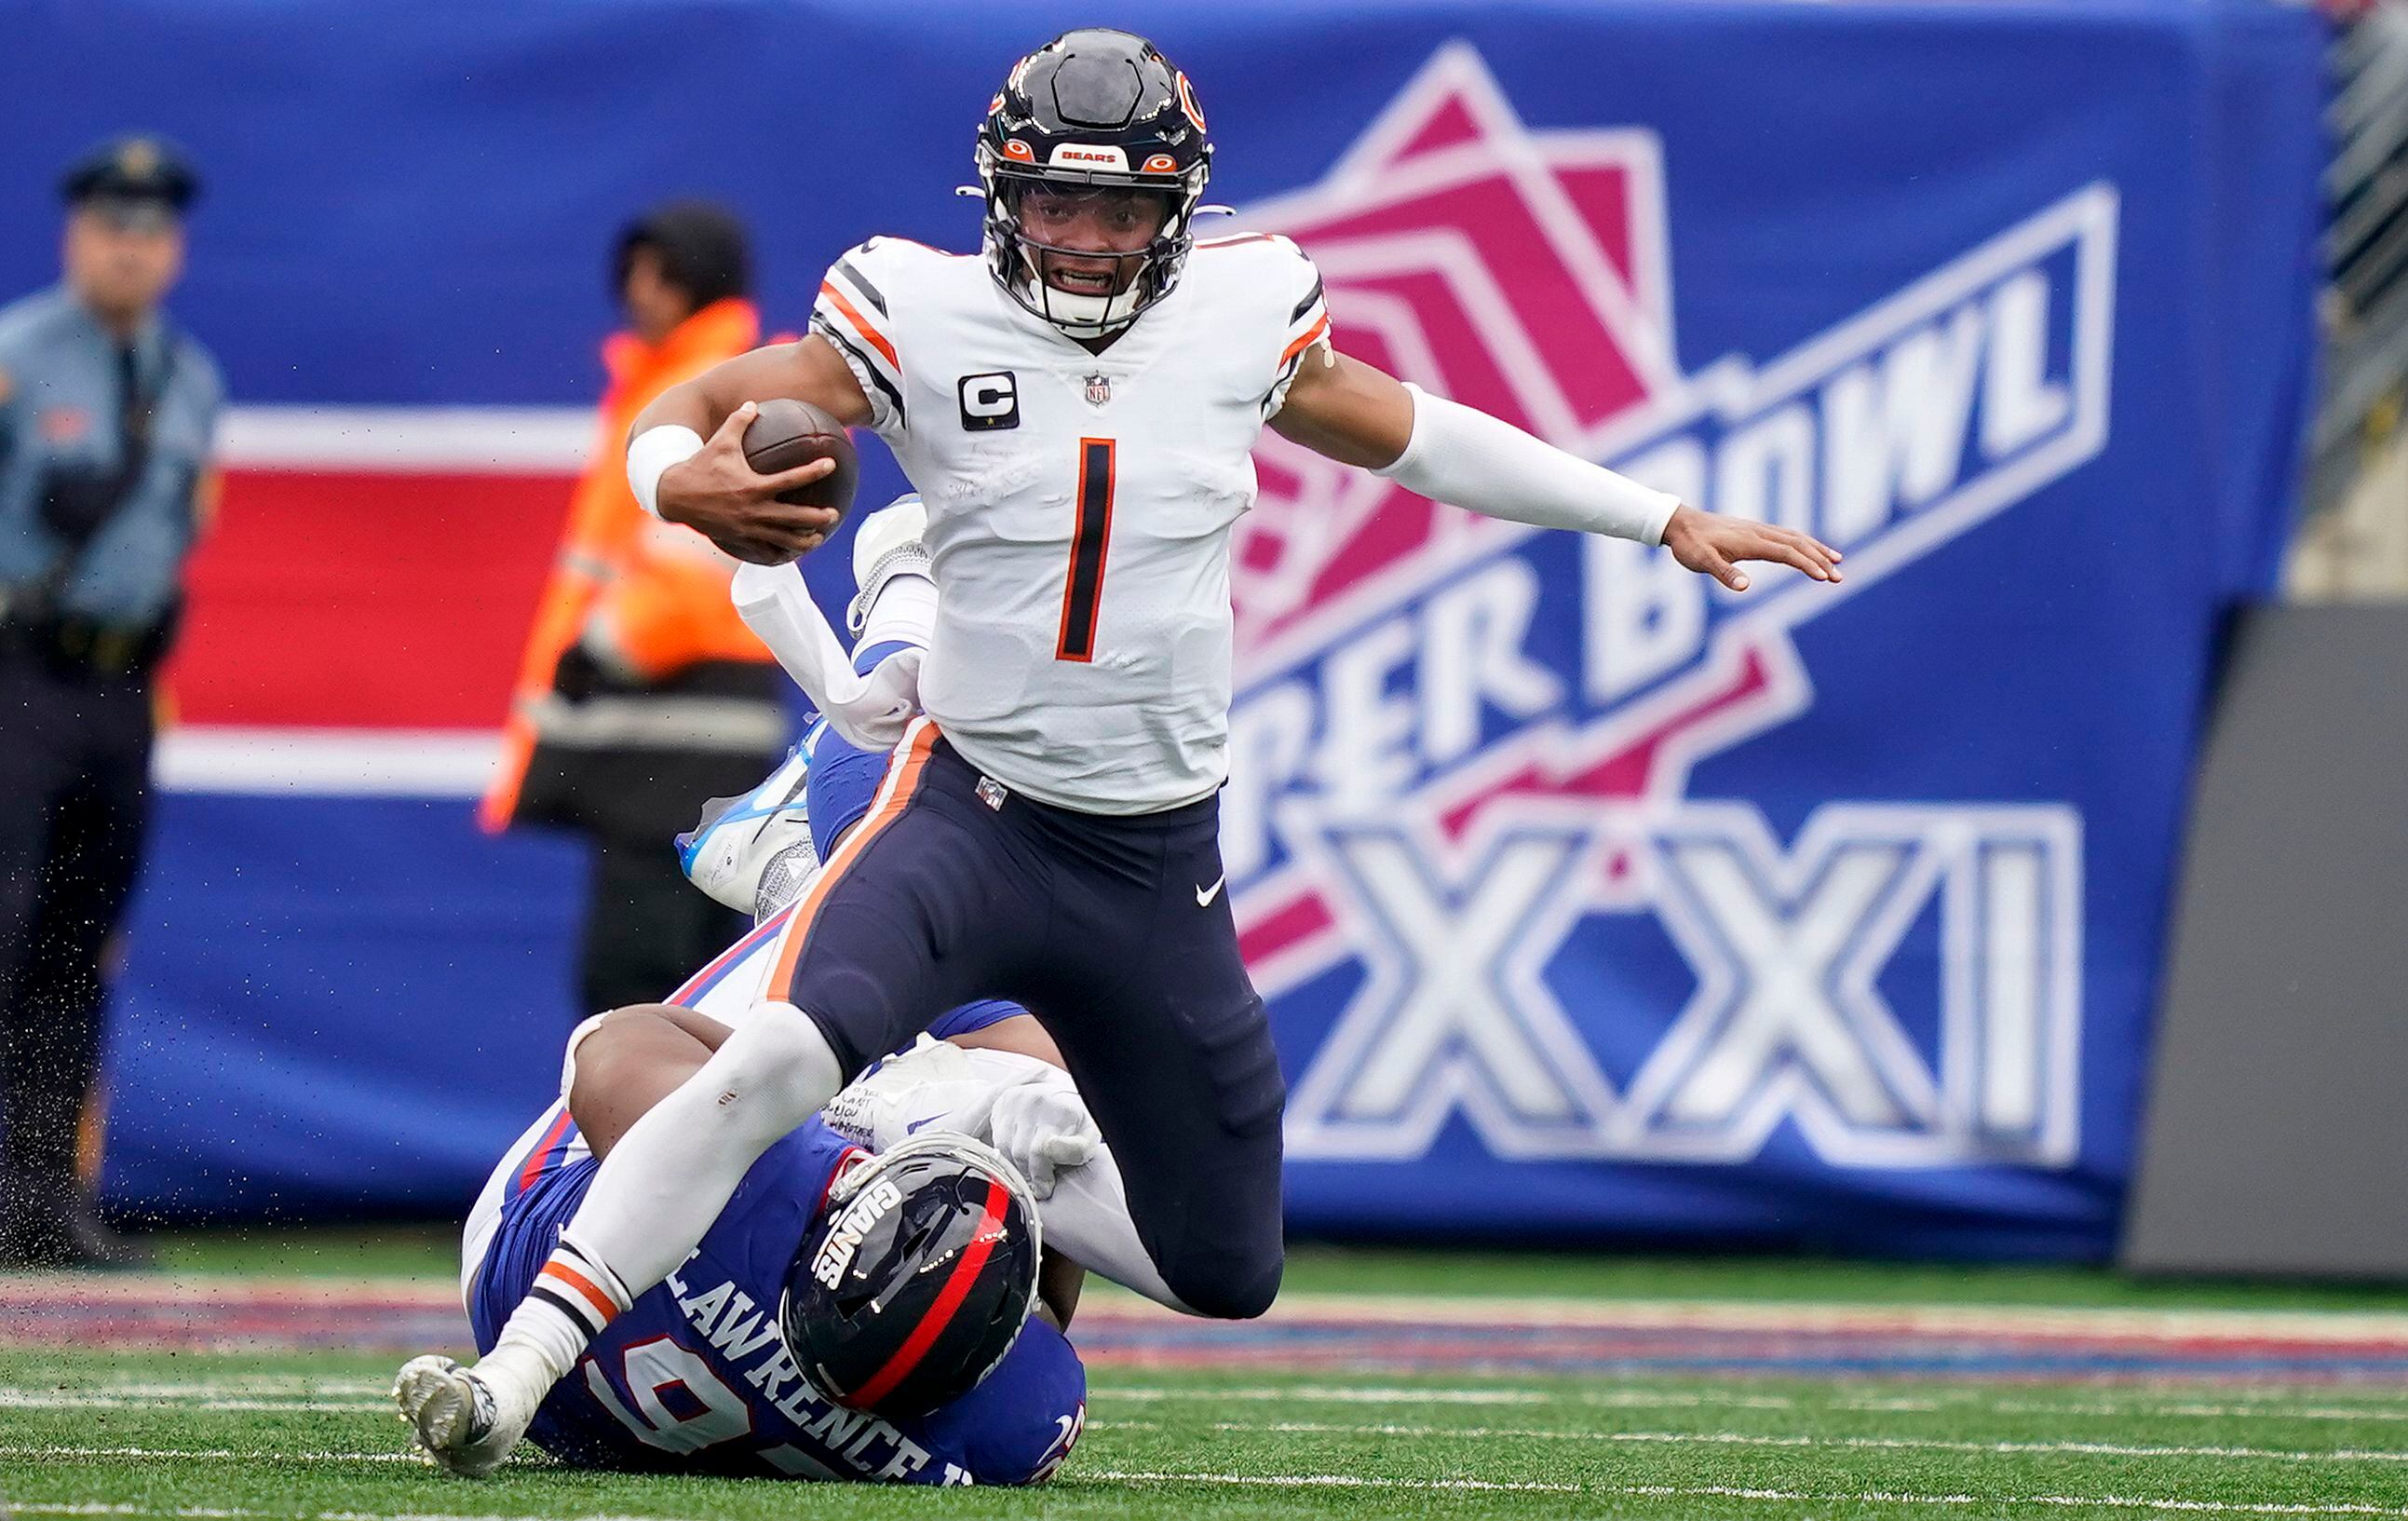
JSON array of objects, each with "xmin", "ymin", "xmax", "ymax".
[{"xmin": 0, "ymin": 285, "xmax": 224, "ymax": 625}]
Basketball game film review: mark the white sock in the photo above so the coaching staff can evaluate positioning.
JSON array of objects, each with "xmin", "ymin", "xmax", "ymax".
[
  {"xmin": 477, "ymin": 1237, "xmax": 629, "ymax": 1399},
  {"xmin": 858, "ymin": 572, "xmax": 936, "ymax": 654},
  {"xmin": 477, "ymin": 1006, "xmax": 847, "ymax": 1397}
]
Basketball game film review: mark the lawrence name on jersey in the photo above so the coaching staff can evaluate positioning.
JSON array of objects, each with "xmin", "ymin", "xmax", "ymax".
[
  {"xmin": 405, "ymin": 27, "xmax": 1843, "ymax": 1476},
  {"xmin": 455, "ymin": 992, "xmax": 1132, "ymax": 1486},
  {"xmin": 424, "ymin": 581, "xmax": 1186, "ymax": 1481}
]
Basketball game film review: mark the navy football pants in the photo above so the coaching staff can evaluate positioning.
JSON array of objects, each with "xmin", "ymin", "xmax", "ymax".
[{"xmin": 767, "ymin": 719, "xmax": 1285, "ymax": 1320}]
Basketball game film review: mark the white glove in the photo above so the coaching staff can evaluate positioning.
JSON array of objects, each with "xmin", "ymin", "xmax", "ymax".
[
  {"xmin": 978, "ymin": 1077, "xmax": 1101, "ymax": 1200},
  {"xmin": 820, "ymin": 1041, "xmax": 1102, "ymax": 1200},
  {"xmin": 845, "ymin": 645, "xmax": 925, "ymax": 749},
  {"xmin": 818, "ymin": 1037, "xmax": 992, "ymax": 1153}
]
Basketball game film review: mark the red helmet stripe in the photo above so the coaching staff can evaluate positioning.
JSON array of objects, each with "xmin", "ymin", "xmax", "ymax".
[{"xmin": 845, "ymin": 1175, "xmax": 1012, "ymax": 1410}]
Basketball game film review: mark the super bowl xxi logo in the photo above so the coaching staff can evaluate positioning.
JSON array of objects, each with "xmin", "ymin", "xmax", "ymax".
[{"xmin": 1228, "ymin": 45, "xmax": 2113, "ymax": 1169}]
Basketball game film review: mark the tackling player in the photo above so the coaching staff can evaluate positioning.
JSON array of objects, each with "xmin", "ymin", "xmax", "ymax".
[
  {"xmin": 406, "ymin": 521, "xmax": 1181, "ymax": 1478},
  {"xmin": 447, "ymin": 1000, "xmax": 1085, "ymax": 1484},
  {"xmin": 405, "ymin": 29, "xmax": 1843, "ymax": 1469}
]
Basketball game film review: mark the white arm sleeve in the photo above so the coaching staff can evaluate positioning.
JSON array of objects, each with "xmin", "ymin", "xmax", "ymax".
[
  {"xmin": 1373, "ymin": 383, "xmax": 1681, "ymax": 547},
  {"xmin": 729, "ymin": 561, "xmax": 923, "ymax": 750}
]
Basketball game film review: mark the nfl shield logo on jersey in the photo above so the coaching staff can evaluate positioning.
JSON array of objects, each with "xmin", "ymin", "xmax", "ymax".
[{"xmin": 1082, "ymin": 373, "xmax": 1112, "ymax": 407}]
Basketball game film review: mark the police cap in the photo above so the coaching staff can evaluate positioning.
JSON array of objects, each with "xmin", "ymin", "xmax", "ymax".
[{"xmin": 59, "ymin": 135, "xmax": 200, "ymax": 224}]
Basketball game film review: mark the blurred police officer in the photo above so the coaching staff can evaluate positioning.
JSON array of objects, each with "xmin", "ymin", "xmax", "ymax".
[{"xmin": 0, "ymin": 136, "xmax": 222, "ymax": 1268}]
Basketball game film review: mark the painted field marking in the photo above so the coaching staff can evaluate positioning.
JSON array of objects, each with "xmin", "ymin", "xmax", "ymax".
[
  {"xmin": 87, "ymin": 1378, "xmax": 395, "ymax": 1397},
  {"xmin": 0, "ymin": 1392, "xmax": 390, "ymax": 1411},
  {"xmin": 1093, "ymin": 1382, "xmax": 2408, "ymax": 1418},
  {"xmin": 0, "ymin": 1445, "xmax": 414, "ymax": 1465},
  {"xmin": 1087, "ymin": 1472, "xmax": 2408, "ymax": 1514},
  {"xmin": 1100, "ymin": 1382, "xmax": 1561, "ymax": 1406},
  {"xmin": 29, "ymin": 1384, "xmax": 2408, "ymax": 1425},
  {"xmin": 6, "ymin": 1509, "xmax": 677, "ymax": 1521},
  {"xmin": 15, "ymin": 1276, "xmax": 2408, "ymax": 1347},
  {"xmin": 13, "ymin": 1460, "xmax": 2408, "ymax": 1517},
  {"xmin": 18, "ymin": 1375, "xmax": 2408, "ymax": 1423},
  {"xmin": 1135, "ymin": 1294, "xmax": 2408, "ymax": 1346},
  {"xmin": 1089, "ymin": 1469, "xmax": 1584, "ymax": 1493},
  {"xmin": 1996, "ymin": 1400, "xmax": 2408, "ymax": 1423},
  {"xmin": 29, "ymin": 1512, "xmax": 672, "ymax": 1521},
  {"xmin": 1202, "ymin": 1419, "xmax": 2408, "ymax": 1463}
]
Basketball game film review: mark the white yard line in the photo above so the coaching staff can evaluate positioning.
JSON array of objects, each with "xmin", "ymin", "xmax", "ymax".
[
  {"xmin": 9, "ymin": 1509, "xmax": 681, "ymax": 1521},
  {"xmin": 1996, "ymin": 1400, "xmax": 2408, "ymax": 1423},
  {"xmin": 1089, "ymin": 1472, "xmax": 2408, "ymax": 1514},
  {"xmin": 1093, "ymin": 1382, "xmax": 2408, "ymax": 1418},
  {"xmin": 14, "ymin": 1455, "xmax": 2408, "ymax": 1517},
  {"xmin": 20, "ymin": 1375, "xmax": 2408, "ymax": 1424},
  {"xmin": 0, "ymin": 1277, "xmax": 456, "ymax": 1304},
  {"xmin": 86, "ymin": 1378, "xmax": 396, "ymax": 1397},
  {"xmin": 0, "ymin": 1391, "xmax": 389, "ymax": 1411},
  {"xmin": 1139, "ymin": 1293, "xmax": 2408, "ymax": 1345},
  {"xmin": 21, "ymin": 1386, "xmax": 2408, "ymax": 1453},
  {"xmin": 1099, "ymin": 1381, "xmax": 1562, "ymax": 1405},
  {"xmin": 1087, "ymin": 1469, "xmax": 1587, "ymax": 1493},
  {"xmin": 0, "ymin": 1445, "xmax": 413, "ymax": 1465},
  {"xmin": 14, "ymin": 1276, "xmax": 2408, "ymax": 1345},
  {"xmin": 1205, "ymin": 1419, "xmax": 2408, "ymax": 1463}
]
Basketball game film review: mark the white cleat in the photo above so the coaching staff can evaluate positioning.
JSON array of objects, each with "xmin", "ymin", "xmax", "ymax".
[
  {"xmin": 846, "ymin": 494, "xmax": 931, "ymax": 635},
  {"xmin": 392, "ymin": 1353, "xmax": 533, "ymax": 1478},
  {"xmin": 678, "ymin": 744, "xmax": 818, "ymax": 921}
]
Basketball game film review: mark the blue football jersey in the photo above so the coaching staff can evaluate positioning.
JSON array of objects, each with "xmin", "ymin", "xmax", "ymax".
[{"xmin": 468, "ymin": 1110, "xmax": 1085, "ymax": 1484}]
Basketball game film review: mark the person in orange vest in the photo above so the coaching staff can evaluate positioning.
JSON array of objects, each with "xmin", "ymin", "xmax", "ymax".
[{"xmin": 483, "ymin": 201, "xmax": 789, "ymax": 1015}]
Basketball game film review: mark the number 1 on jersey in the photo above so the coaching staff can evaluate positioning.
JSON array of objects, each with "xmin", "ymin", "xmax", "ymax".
[{"xmin": 1056, "ymin": 438, "xmax": 1116, "ymax": 662}]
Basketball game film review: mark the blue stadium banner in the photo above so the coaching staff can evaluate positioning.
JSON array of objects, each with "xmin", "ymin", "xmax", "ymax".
[{"xmin": 17, "ymin": 1, "xmax": 2323, "ymax": 1256}]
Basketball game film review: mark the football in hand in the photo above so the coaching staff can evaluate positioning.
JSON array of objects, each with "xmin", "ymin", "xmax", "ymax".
[{"xmin": 743, "ymin": 398, "xmax": 859, "ymax": 519}]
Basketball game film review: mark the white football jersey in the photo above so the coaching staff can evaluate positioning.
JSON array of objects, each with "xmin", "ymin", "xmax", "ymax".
[{"xmin": 810, "ymin": 233, "xmax": 1331, "ymax": 814}]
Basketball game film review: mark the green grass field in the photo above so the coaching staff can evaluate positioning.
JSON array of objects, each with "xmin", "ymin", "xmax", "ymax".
[{"xmin": 7, "ymin": 1229, "xmax": 2408, "ymax": 1520}]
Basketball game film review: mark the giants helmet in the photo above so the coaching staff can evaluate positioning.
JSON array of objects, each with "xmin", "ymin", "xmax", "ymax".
[
  {"xmin": 975, "ymin": 28, "xmax": 1212, "ymax": 336},
  {"xmin": 780, "ymin": 1133, "xmax": 1043, "ymax": 1419}
]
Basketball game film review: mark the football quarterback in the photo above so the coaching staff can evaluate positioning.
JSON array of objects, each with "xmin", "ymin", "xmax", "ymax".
[{"xmin": 406, "ymin": 27, "xmax": 1841, "ymax": 1473}]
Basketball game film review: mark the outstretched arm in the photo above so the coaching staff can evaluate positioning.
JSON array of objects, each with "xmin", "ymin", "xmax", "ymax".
[
  {"xmin": 624, "ymin": 334, "xmax": 874, "ymax": 565},
  {"xmin": 1269, "ymin": 348, "xmax": 1842, "ymax": 592}
]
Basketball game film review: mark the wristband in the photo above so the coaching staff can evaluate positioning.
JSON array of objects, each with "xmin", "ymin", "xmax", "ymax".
[{"xmin": 627, "ymin": 425, "xmax": 706, "ymax": 520}]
